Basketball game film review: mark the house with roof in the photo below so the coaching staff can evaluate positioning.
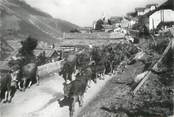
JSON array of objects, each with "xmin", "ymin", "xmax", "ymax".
[
  {"xmin": 145, "ymin": 0, "xmax": 174, "ymax": 30},
  {"xmin": 34, "ymin": 48, "xmax": 62, "ymax": 64},
  {"xmin": 135, "ymin": 8, "xmax": 145, "ymax": 16},
  {"xmin": 6, "ymin": 40, "xmax": 22, "ymax": 50},
  {"xmin": 44, "ymin": 49, "xmax": 61, "ymax": 62},
  {"xmin": 109, "ymin": 16, "xmax": 123, "ymax": 26},
  {"xmin": 149, "ymin": 9, "xmax": 174, "ymax": 30},
  {"xmin": 136, "ymin": 0, "xmax": 174, "ymax": 31}
]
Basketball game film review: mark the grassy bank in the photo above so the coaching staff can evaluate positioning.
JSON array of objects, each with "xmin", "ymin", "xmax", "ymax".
[{"xmin": 77, "ymin": 36, "xmax": 173, "ymax": 117}]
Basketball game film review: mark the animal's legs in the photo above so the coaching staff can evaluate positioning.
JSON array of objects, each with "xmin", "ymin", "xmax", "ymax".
[
  {"xmin": 69, "ymin": 97, "xmax": 75, "ymax": 117},
  {"xmin": 18, "ymin": 82, "xmax": 22, "ymax": 91},
  {"xmin": 28, "ymin": 80, "xmax": 32, "ymax": 88},
  {"xmin": 78, "ymin": 95, "xmax": 83, "ymax": 107},
  {"xmin": 36, "ymin": 75, "xmax": 39, "ymax": 86},
  {"xmin": 22, "ymin": 79, "xmax": 27, "ymax": 91},
  {"xmin": 0, "ymin": 90, "xmax": 2, "ymax": 102},
  {"xmin": 100, "ymin": 73, "xmax": 105, "ymax": 80},
  {"xmin": 68, "ymin": 72, "xmax": 72, "ymax": 81},
  {"xmin": 8, "ymin": 87, "xmax": 16, "ymax": 103},
  {"xmin": 7, "ymin": 90, "xmax": 12, "ymax": 103},
  {"xmin": 3, "ymin": 91, "xmax": 8, "ymax": 103}
]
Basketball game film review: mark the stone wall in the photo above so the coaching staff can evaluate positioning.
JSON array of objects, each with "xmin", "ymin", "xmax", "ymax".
[{"xmin": 63, "ymin": 32, "xmax": 125, "ymax": 39}]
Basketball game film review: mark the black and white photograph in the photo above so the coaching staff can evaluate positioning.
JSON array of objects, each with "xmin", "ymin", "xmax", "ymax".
[{"xmin": 0, "ymin": 0, "xmax": 174, "ymax": 117}]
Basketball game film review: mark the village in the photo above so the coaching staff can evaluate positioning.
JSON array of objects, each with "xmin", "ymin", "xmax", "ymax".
[{"xmin": 0, "ymin": 0, "xmax": 174, "ymax": 117}]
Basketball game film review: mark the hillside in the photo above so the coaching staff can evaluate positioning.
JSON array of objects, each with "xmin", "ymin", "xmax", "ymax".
[
  {"xmin": 0, "ymin": 0, "xmax": 79, "ymax": 43},
  {"xmin": 0, "ymin": 38, "xmax": 14, "ymax": 60}
]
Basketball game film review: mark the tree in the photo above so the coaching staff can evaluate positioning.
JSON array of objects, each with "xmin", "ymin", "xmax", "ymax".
[
  {"xmin": 18, "ymin": 36, "xmax": 38, "ymax": 64},
  {"xmin": 95, "ymin": 19, "xmax": 104, "ymax": 30}
]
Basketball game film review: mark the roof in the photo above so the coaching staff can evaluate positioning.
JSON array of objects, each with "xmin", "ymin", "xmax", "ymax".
[
  {"xmin": 5, "ymin": 50, "xmax": 19, "ymax": 61},
  {"xmin": 157, "ymin": 0, "xmax": 174, "ymax": 10},
  {"xmin": 126, "ymin": 12, "xmax": 137, "ymax": 17},
  {"xmin": 45, "ymin": 49, "xmax": 57, "ymax": 57},
  {"xmin": 145, "ymin": 0, "xmax": 174, "ymax": 17},
  {"xmin": 102, "ymin": 24, "xmax": 115, "ymax": 29},
  {"xmin": 34, "ymin": 49, "xmax": 43, "ymax": 57},
  {"xmin": 6, "ymin": 40, "xmax": 22, "ymax": 50},
  {"xmin": 146, "ymin": 4, "xmax": 158, "ymax": 8},
  {"xmin": 0, "ymin": 39, "xmax": 14, "ymax": 52},
  {"xmin": 135, "ymin": 8, "xmax": 145, "ymax": 12},
  {"xmin": 109, "ymin": 17, "xmax": 123, "ymax": 23}
]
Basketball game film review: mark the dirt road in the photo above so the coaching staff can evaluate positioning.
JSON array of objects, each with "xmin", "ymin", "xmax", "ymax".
[{"xmin": 0, "ymin": 72, "xmax": 112, "ymax": 117}]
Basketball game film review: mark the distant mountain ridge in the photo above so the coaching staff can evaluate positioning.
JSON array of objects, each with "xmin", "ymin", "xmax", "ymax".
[{"xmin": 1, "ymin": 0, "xmax": 79, "ymax": 43}]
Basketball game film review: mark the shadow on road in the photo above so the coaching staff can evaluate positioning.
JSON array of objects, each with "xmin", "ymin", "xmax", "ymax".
[{"xmin": 34, "ymin": 87, "xmax": 64, "ymax": 112}]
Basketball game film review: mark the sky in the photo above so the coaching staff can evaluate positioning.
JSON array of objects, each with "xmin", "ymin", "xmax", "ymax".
[{"xmin": 23, "ymin": 0, "xmax": 166, "ymax": 26}]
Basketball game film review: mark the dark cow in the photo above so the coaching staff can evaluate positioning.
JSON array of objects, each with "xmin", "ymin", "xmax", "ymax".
[
  {"xmin": 76, "ymin": 51, "xmax": 91, "ymax": 70},
  {"xmin": 59, "ymin": 54, "xmax": 77, "ymax": 83},
  {"xmin": 0, "ymin": 70, "xmax": 18, "ymax": 103},
  {"xmin": 8, "ymin": 57, "xmax": 39, "ymax": 91},
  {"xmin": 90, "ymin": 47, "xmax": 106, "ymax": 79},
  {"xmin": 59, "ymin": 61, "xmax": 76, "ymax": 82},
  {"xmin": 17, "ymin": 63, "xmax": 39, "ymax": 91},
  {"xmin": 58, "ymin": 65, "xmax": 94, "ymax": 117}
]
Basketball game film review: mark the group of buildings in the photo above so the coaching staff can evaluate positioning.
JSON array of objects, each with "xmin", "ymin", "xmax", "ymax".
[
  {"xmin": 128, "ymin": 0, "xmax": 174, "ymax": 31},
  {"xmin": 78, "ymin": 0, "xmax": 174, "ymax": 34}
]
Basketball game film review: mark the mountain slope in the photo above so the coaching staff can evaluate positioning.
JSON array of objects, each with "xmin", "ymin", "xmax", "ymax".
[{"xmin": 0, "ymin": 0, "xmax": 79, "ymax": 43}]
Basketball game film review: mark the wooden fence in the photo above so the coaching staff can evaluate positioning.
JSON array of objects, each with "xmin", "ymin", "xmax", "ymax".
[{"xmin": 133, "ymin": 28, "xmax": 174, "ymax": 94}]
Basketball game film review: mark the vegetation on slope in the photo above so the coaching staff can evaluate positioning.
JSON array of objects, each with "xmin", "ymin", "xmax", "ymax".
[{"xmin": 78, "ymin": 34, "xmax": 173, "ymax": 117}]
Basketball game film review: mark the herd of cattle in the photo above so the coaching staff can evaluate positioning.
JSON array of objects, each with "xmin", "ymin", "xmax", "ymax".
[
  {"xmin": 0, "ymin": 41, "xmax": 140, "ymax": 117},
  {"xmin": 57, "ymin": 41, "xmax": 139, "ymax": 117}
]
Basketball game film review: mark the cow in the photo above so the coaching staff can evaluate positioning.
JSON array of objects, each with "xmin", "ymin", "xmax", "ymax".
[
  {"xmin": 59, "ymin": 61, "xmax": 76, "ymax": 82},
  {"xmin": 9, "ymin": 56, "xmax": 39, "ymax": 91},
  {"xmin": 76, "ymin": 51, "xmax": 91, "ymax": 70},
  {"xmin": 90, "ymin": 47, "xmax": 106, "ymax": 79},
  {"xmin": 59, "ymin": 54, "xmax": 78, "ymax": 83},
  {"xmin": 17, "ymin": 63, "xmax": 39, "ymax": 91},
  {"xmin": 0, "ymin": 70, "xmax": 18, "ymax": 103},
  {"xmin": 58, "ymin": 65, "xmax": 94, "ymax": 117}
]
